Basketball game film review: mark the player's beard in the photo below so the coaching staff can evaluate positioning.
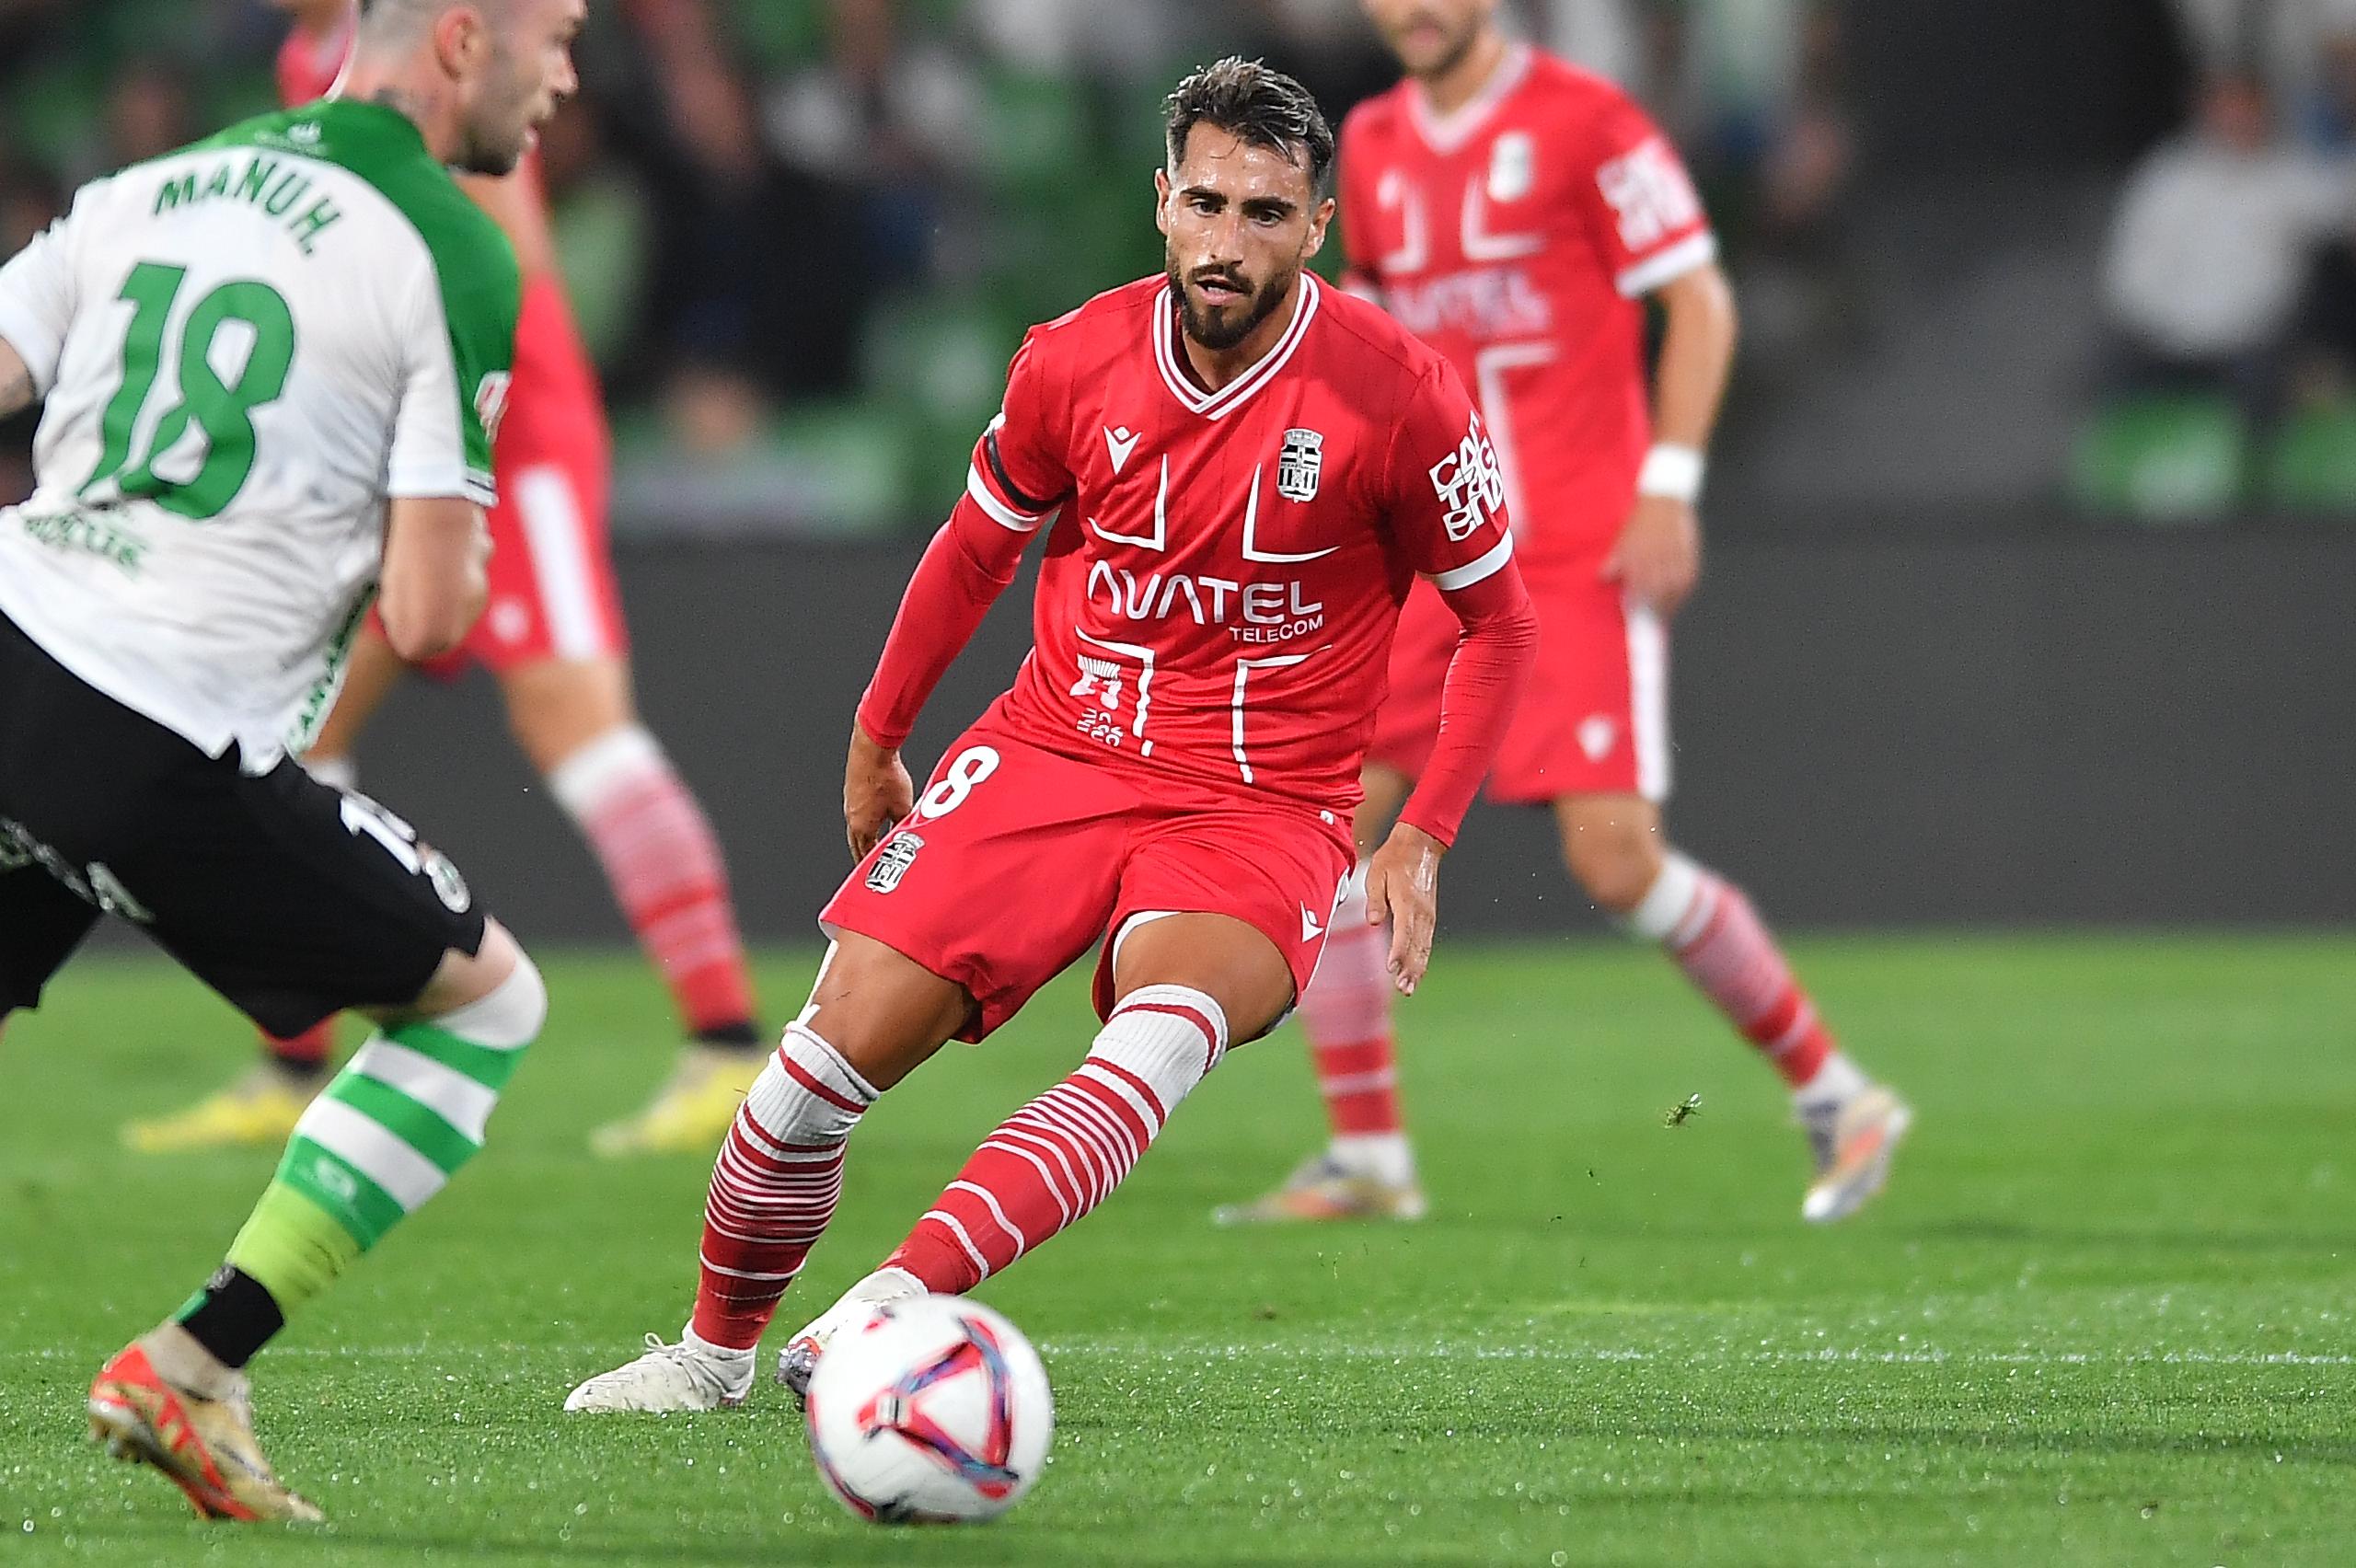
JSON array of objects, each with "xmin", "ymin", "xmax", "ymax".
[
  {"xmin": 454, "ymin": 50, "xmax": 538, "ymax": 176},
  {"xmin": 1167, "ymin": 258, "xmax": 1294, "ymax": 354},
  {"xmin": 1391, "ymin": 6, "xmax": 1484, "ymax": 80}
]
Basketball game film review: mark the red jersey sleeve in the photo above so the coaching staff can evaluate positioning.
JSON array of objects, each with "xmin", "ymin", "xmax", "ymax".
[
  {"xmin": 965, "ymin": 325, "xmax": 1074, "ymax": 529},
  {"xmin": 1382, "ymin": 363, "xmax": 1538, "ymax": 847},
  {"xmin": 1571, "ymin": 88, "xmax": 1716, "ymax": 298},
  {"xmin": 857, "ymin": 329, "xmax": 1070, "ymax": 749}
]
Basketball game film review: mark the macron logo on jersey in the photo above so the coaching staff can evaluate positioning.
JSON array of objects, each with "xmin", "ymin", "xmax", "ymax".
[{"xmin": 1104, "ymin": 425, "xmax": 1141, "ymax": 475}]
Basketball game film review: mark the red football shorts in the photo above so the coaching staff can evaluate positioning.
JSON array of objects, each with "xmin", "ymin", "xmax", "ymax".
[
  {"xmin": 821, "ymin": 723, "xmax": 1357, "ymax": 1043},
  {"xmin": 1371, "ymin": 559, "xmax": 1671, "ymax": 805},
  {"xmin": 375, "ymin": 283, "xmax": 628, "ymax": 679}
]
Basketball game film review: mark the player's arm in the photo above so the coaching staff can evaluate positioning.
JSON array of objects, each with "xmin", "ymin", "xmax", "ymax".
[
  {"xmin": 1606, "ymin": 258, "xmax": 1735, "ymax": 615},
  {"xmin": 0, "ymin": 339, "xmax": 34, "ymax": 421},
  {"xmin": 0, "ymin": 193, "xmax": 78, "ymax": 421},
  {"xmin": 1576, "ymin": 97, "xmax": 1734, "ymax": 616},
  {"xmin": 846, "ymin": 334, "xmax": 1073, "ymax": 858},
  {"xmin": 379, "ymin": 227, "xmax": 520, "ymax": 661},
  {"xmin": 1366, "ymin": 372, "xmax": 1541, "ymax": 994},
  {"xmin": 378, "ymin": 497, "xmax": 491, "ymax": 660}
]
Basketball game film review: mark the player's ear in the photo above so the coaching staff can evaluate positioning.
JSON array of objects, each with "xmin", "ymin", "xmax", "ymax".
[
  {"xmin": 434, "ymin": 5, "xmax": 491, "ymax": 84},
  {"xmin": 1302, "ymin": 195, "xmax": 1336, "ymax": 262},
  {"xmin": 1153, "ymin": 167, "xmax": 1173, "ymax": 236}
]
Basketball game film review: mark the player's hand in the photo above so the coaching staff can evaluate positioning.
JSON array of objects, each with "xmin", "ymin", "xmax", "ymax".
[
  {"xmin": 1602, "ymin": 495, "xmax": 1701, "ymax": 616},
  {"xmin": 1364, "ymin": 822, "xmax": 1443, "ymax": 997},
  {"xmin": 844, "ymin": 722, "xmax": 914, "ymax": 861}
]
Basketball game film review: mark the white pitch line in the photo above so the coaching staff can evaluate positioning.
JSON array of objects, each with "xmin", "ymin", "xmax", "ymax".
[{"xmin": 6, "ymin": 1343, "xmax": 2350, "ymax": 1366}]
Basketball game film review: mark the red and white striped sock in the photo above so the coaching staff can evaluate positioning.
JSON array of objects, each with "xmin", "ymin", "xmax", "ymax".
[
  {"xmin": 548, "ymin": 724, "xmax": 758, "ymax": 1041},
  {"xmin": 688, "ymin": 1024, "xmax": 875, "ymax": 1350},
  {"xmin": 1628, "ymin": 852, "xmax": 1858, "ymax": 1096},
  {"xmin": 1297, "ymin": 867, "xmax": 1415, "ymax": 1183},
  {"xmin": 884, "ymin": 986, "xmax": 1229, "ymax": 1294}
]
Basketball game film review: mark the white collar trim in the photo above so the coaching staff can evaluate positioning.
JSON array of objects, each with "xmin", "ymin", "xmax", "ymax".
[
  {"xmin": 1153, "ymin": 273, "xmax": 1322, "ymax": 421},
  {"xmin": 1409, "ymin": 42, "xmax": 1533, "ymax": 156}
]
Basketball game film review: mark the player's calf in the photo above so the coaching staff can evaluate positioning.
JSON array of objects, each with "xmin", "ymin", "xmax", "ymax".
[
  {"xmin": 107, "ymin": 928, "xmax": 545, "ymax": 1519},
  {"xmin": 884, "ymin": 980, "xmax": 1233, "ymax": 1297},
  {"xmin": 568, "ymin": 938, "xmax": 968, "ymax": 1414},
  {"xmin": 165, "ymin": 933, "xmax": 545, "ymax": 1378}
]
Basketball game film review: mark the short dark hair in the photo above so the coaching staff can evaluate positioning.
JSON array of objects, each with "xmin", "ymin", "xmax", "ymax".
[{"xmin": 1164, "ymin": 57, "xmax": 1335, "ymax": 199}]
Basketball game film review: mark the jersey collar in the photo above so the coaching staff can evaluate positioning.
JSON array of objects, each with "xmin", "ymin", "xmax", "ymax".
[
  {"xmin": 1408, "ymin": 41, "xmax": 1533, "ymax": 156},
  {"xmin": 1153, "ymin": 272, "xmax": 1322, "ymax": 422}
]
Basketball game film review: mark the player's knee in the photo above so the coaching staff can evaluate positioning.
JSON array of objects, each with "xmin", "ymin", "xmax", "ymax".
[
  {"xmin": 1561, "ymin": 819, "xmax": 1665, "ymax": 915},
  {"xmin": 1092, "ymin": 985, "xmax": 1230, "ymax": 1112},
  {"xmin": 435, "ymin": 946, "xmax": 546, "ymax": 1049}
]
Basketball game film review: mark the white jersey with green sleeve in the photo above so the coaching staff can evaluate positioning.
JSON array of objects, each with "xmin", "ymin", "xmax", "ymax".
[{"xmin": 0, "ymin": 99, "xmax": 518, "ymax": 772}]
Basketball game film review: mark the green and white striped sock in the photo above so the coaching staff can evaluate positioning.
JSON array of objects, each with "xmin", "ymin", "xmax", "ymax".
[{"xmin": 212, "ymin": 963, "xmax": 544, "ymax": 1322}]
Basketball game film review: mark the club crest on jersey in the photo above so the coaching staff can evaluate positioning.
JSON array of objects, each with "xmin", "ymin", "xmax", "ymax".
[
  {"xmin": 865, "ymin": 831, "xmax": 925, "ymax": 894},
  {"xmin": 475, "ymin": 373, "xmax": 513, "ymax": 446},
  {"xmin": 1489, "ymin": 132, "xmax": 1536, "ymax": 202},
  {"xmin": 1276, "ymin": 428, "xmax": 1324, "ymax": 502}
]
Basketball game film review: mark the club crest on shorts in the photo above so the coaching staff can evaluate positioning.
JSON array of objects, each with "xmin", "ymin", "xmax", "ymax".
[
  {"xmin": 422, "ymin": 848, "xmax": 471, "ymax": 915},
  {"xmin": 866, "ymin": 831, "xmax": 925, "ymax": 894},
  {"xmin": 1276, "ymin": 428, "xmax": 1324, "ymax": 502}
]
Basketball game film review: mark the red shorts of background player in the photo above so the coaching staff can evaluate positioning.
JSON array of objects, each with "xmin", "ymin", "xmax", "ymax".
[
  {"xmin": 1371, "ymin": 557, "xmax": 1670, "ymax": 805},
  {"xmin": 376, "ymin": 277, "xmax": 629, "ymax": 679},
  {"xmin": 821, "ymin": 723, "xmax": 1357, "ymax": 1043}
]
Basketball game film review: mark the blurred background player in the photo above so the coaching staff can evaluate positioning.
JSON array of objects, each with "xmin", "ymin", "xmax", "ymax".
[
  {"xmin": 123, "ymin": 0, "xmax": 764, "ymax": 1159},
  {"xmin": 562, "ymin": 58, "xmax": 1535, "ymax": 1413},
  {"xmin": 1218, "ymin": 0, "xmax": 1909, "ymax": 1228},
  {"xmin": 1, "ymin": 0, "xmax": 583, "ymax": 1515}
]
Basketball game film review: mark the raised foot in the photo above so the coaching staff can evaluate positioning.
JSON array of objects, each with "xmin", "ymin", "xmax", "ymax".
[
  {"xmin": 1801, "ymin": 1085, "xmax": 1914, "ymax": 1224},
  {"xmin": 776, "ymin": 1266, "xmax": 926, "ymax": 1407}
]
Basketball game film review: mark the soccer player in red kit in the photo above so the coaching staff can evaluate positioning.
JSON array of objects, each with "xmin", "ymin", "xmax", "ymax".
[
  {"xmin": 1219, "ymin": 0, "xmax": 1910, "ymax": 1228},
  {"xmin": 124, "ymin": 0, "xmax": 768, "ymax": 1158},
  {"xmin": 563, "ymin": 58, "xmax": 1537, "ymax": 1413}
]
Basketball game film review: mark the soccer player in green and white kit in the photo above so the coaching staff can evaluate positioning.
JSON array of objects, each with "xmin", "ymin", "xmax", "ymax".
[{"xmin": 0, "ymin": 0, "xmax": 583, "ymax": 1523}]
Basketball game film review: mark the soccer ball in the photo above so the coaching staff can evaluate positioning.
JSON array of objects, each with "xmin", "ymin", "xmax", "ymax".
[{"xmin": 803, "ymin": 1294, "xmax": 1054, "ymax": 1525}]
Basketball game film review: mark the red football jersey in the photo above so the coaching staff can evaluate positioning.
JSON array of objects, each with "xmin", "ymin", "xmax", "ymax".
[
  {"xmin": 963, "ymin": 274, "xmax": 1518, "ymax": 818},
  {"xmin": 1339, "ymin": 47, "xmax": 1715, "ymax": 563},
  {"xmin": 273, "ymin": 10, "xmax": 353, "ymax": 107}
]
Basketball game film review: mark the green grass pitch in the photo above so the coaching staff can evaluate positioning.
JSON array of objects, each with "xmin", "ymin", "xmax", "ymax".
[{"xmin": 2, "ymin": 933, "xmax": 2350, "ymax": 1565}]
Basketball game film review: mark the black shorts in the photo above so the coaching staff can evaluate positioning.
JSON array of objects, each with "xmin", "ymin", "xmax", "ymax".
[{"xmin": 0, "ymin": 609, "xmax": 487, "ymax": 1035}]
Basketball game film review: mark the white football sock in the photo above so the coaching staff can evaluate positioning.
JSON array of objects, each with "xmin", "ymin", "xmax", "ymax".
[
  {"xmin": 1331, "ymin": 1132, "xmax": 1416, "ymax": 1187},
  {"xmin": 1794, "ymin": 1050, "xmax": 1868, "ymax": 1112}
]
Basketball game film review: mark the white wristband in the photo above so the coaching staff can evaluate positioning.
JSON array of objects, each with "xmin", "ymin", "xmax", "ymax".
[{"xmin": 1637, "ymin": 444, "xmax": 1705, "ymax": 504}]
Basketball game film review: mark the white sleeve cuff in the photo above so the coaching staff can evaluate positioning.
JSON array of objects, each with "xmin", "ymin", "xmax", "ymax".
[
  {"xmin": 387, "ymin": 461, "xmax": 497, "ymax": 508},
  {"xmin": 1428, "ymin": 530, "xmax": 1515, "ymax": 591},
  {"xmin": 1616, "ymin": 231, "xmax": 1718, "ymax": 298},
  {"xmin": 966, "ymin": 465, "xmax": 1045, "ymax": 532}
]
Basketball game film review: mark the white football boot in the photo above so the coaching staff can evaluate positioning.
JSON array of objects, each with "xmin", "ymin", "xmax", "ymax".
[
  {"xmin": 562, "ymin": 1332, "xmax": 755, "ymax": 1413},
  {"xmin": 1800, "ymin": 1084, "xmax": 1913, "ymax": 1223},
  {"xmin": 775, "ymin": 1266, "xmax": 926, "ymax": 1404},
  {"xmin": 1212, "ymin": 1151, "xmax": 1429, "ymax": 1226}
]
